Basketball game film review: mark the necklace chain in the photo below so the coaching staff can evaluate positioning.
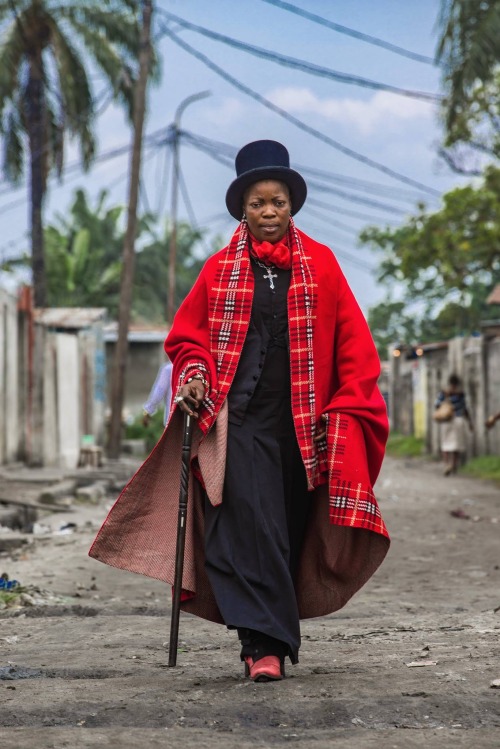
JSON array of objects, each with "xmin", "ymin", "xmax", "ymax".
[
  {"xmin": 254, "ymin": 257, "xmax": 276, "ymax": 270},
  {"xmin": 253, "ymin": 258, "xmax": 278, "ymax": 290}
]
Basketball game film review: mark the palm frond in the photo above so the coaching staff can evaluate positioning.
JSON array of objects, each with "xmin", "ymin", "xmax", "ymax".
[
  {"xmin": 47, "ymin": 18, "xmax": 94, "ymax": 131},
  {"xmin": 59, "ymin": 16, "xmax": 136, "ymax": 118},
  {"xmin": 0, "ymin": 18, "xmax": 26, "ymax": 111},
  {"xmin": 56, "ymin": 5, "xmax": 140, "ymax": 55},
  {"xmin": 3, "ymin": 106, "xmax": 24, "ymax": 183}
]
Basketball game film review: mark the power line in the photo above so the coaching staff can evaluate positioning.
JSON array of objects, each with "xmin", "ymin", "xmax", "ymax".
[
  {"xmin": 259, "ymin": 0, "xmax": 435, "ymax": 65},
  {"xmin": 330, "ymin": 246, "xmax": 376, "ymax": 274},
  {"xmin": 299, "ymin": 165, "xmax": 431, "ymax": 203},
  {"xmin": 302, "ymin": 208, "xmax": 377, "ymax": 273},
  {"xmin": 156, "ymin": 10, "xmax": 441, "ymax": 103},
  {"xmin": 306, "ymin": 202, "xmax": 398, "ymax": 225},
  {"xmin": 182, "ymin": 128, "xmax": 430, "ymax": 205},
  {"xmin": 307, "ymin": 196, "xmax": 395, "ymax": 226},
  {"xmin": 180, "ymin": 130, "xmax": 410, "ymax": 214},
  {"xmin": 0, "ymin": 126, "xmax": 174, "ymax": 209},
  {"xmin": 160, "ymin": 26, "xmax": 440, "ymax": 197},
  {"xmin": 304, "ymin": 202, "xmax": 362, "ymax": 235},
  {"xmin": 305, "ymin": 173, "xmax": 420, "ymax": 207},
  {"xmin": 180, "ymin": 130, "xmax": 235, "ymax": 165},
  {"xmin": 299, "ymin": 177, "xmax": 408, "ymax": 215}
]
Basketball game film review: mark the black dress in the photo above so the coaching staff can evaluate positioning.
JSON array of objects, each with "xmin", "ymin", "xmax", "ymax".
[{"xmin": 204, "ymin": 256, "xmax": 310, "ymax": 664}]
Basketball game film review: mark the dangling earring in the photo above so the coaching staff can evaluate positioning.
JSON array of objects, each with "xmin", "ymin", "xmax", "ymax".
[{"xmin": 241, "ymin": 211, "xmax": 247, "ymax": 222}]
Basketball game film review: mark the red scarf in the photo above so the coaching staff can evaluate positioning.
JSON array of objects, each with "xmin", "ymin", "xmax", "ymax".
[
  {"xmin": 165, "ymin": 217, "xmax": 389, "ymax": 538},
  {"xmin": 249, "ymin": 233, "xmax": 291, "ymax": 269}
]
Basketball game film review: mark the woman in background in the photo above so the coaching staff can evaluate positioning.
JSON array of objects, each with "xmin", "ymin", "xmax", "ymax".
[{"xmin": 435, "ymin": 373, "xmax": 474, "ymax": 475}]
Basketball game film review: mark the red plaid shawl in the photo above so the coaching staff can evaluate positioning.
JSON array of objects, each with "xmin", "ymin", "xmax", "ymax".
[{"xmin": 166, "ymin": 218, "xmax": 389, "ymax": 538}]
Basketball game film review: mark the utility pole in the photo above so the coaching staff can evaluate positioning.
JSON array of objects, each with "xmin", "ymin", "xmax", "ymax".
[
  {"xmin": 167, "ymin": 91, "xmax": 210, "ymax": 325},
  {"xmin": 108, "ymin": 0, "xmax": 153, "ymax": 459}
]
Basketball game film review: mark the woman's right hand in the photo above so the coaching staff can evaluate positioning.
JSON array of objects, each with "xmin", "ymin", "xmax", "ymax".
[{"xmin": 174, "ymin": 380, "xmax": 205, "ymax": 418}]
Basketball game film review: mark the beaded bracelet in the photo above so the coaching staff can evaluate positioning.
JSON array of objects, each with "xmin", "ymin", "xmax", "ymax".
[{"xmin": 186, "ymin": 373, "xmax": 209, "ymax": 390}]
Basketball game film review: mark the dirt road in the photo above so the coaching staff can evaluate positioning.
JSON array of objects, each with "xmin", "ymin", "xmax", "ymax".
[{"xmin": 1, "ymin": 455, "xmax": 499, "ymax": 748}]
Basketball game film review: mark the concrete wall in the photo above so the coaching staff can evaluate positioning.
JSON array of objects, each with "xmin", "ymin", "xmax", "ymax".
[
  {"xmin": 79, "ymin": 326, "xmax": 106, "ymax": 443},
  {"xmin": 485, "ymin": 336, "xmax": 500, "ymax": 455},
  {"xmin": 22, "ymin": 317, "xmax": 107, "ymax": 468},
  {"xmin": 105, "ymin": 340, "xmax": 167, "ymax": 418},
  {"xmin": 0, "ymin": 289, "xmax": 18, "ymax": 464},
  {"xmin": 389, "ymin": 333, "xmax": 500, "ymax": 458}
]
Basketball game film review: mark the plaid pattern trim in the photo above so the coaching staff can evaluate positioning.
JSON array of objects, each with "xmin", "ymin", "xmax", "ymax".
[
  {"xmin": 200, "ymin": 223, "xmax": 253, "ymax": 432},
  {"xmin": 166, "ymin": 220, "xmax": 388, "ymax": 540},
  {"xmin": 197, "ymin": 218, "xmax": 320, "ymax": 490},
  {"xmin": 287, "ymin": 221, "xmax": 318, "ymax": 488},
  {"xmin": 327, "ymin": 413, "xmax": 389, "ymax": 537}
]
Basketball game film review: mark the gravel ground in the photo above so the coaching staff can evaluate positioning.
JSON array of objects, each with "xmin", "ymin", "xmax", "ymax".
[{"xmin": 1, "ymin": 454, "xmax": 499, "ymax": 748}]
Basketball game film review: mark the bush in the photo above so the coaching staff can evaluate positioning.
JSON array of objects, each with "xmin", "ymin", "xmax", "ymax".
[
  {"xmin": 386, "ymin": 432, "xmax": 425, "ymax": 458},
  {"xmin": 125, "ymin": 410, "xmax": 165, "ymax": 453}
]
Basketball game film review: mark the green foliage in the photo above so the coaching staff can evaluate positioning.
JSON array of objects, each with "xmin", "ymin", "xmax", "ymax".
[
  {"xmin": 362, "ymin": 167, "xmax": 500, "ymax": 349},
  {"xmin": 386, "ymin": 432, "xmax": 425, "ymax": 458},
  {"xmin": 439, "ymin": 73, "xmax": 500, "ymax": 172},
  {"xmin": 134, "ymin": 221, "xmax": 209, "ymax": 322},
  {"xmin": 44, "ymin": 188, "xmax": 130, "ymax": 314},
  {"xmin": 39, "ymin": 188, "xmax": 213, "ymax": 320},
  {"xmin": 0, "ymin": 584, "xmax": 25, "ymax": 607},
  {"xmin": 125, "ymin": 409, "xmax": 164, "ymax": 453},
  {"xmin": 460, "ymin": 455, "xmax": 500, "ymax": 482},
  {"xmin": 367, "ymin": 300, "xmax": 419, "ymax": 359},
  {"xmin": 436, "ymin": 1, "xmax": 500, "ymax": 171}
]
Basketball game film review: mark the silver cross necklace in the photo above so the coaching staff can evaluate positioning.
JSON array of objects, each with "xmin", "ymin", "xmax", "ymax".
[{"xmin": 254, "ymin": 258, "xmax": 278, "ymax": 290}]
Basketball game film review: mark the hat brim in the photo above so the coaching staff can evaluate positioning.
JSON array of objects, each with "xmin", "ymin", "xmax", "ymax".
[{"xmin": 225, "ymin": 166, "xmax": 307, "ymax": 220}]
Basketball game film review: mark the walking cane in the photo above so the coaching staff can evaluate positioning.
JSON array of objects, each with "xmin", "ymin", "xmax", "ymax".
[{"xmin": 168, "ymin": 410, "xmax": 194, "ymax": 667}]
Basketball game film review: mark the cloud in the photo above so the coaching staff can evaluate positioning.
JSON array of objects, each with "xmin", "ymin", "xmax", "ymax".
[
  {"xmin": 204, "ymin": 98, "xmax": 246, "ymax": 126},
  {"xmin": 267, "ymin": 87, "xmax": 433, "ymax": 136}
]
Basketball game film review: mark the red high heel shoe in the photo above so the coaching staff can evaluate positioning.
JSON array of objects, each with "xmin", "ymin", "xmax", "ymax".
[{"xmin": 244, "ymin": 655, "xmax": 284, "ymax": 682}]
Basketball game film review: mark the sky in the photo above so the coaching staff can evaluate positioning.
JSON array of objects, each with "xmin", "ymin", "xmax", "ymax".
[{"xmin": 0, "ymin": 0, "xmax": 473, "ymax": 312}]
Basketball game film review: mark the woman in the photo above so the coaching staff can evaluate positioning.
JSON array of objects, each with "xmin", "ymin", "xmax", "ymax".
[
  {"xmin": 90, "ymin": 140, "xmax": 390, "ymax": 682},
  {"xmin": 435, "ymin": 373, "xmax": 473, "ymax": 475}
]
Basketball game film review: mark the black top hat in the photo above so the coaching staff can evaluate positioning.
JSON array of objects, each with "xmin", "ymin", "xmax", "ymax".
[{"xmin": 225, "ymin": 140, "xmax": 307, "ymax": 220}]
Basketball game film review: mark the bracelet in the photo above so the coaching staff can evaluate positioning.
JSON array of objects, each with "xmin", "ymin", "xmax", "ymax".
[{"xmin": 186, "ymin": 374, "xmax": 209, "ymax": 390}]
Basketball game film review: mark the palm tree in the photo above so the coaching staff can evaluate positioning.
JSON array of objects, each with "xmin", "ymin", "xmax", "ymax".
[
  {"xmin": 436, "ymin": 0, "xmax": 500, "ymax": 136},
  {"xmin": 0, "ymin": 0, "xmax": 142, "ymax": 306}
]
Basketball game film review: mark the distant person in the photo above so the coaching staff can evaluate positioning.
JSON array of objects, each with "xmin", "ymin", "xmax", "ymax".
[
  {"xmin": 435, "ymin": 374, "xmax": 474, "ymax": 476},
  {"xmin": 142, "ymin": 361, "xmax": 173, "ymax": 427},
  {"xmin": 485, "ymin": 411, "xmax": 500, "ymax": 429}
]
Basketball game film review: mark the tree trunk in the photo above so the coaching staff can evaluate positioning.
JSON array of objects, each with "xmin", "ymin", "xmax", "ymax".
[
  {"xmin": 108, "ymin": 0, "xmax": 154, "ymax": 459},
  {"xmin": 26, "ymin": 51, "xmax": 46, "ymax": 308}
]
